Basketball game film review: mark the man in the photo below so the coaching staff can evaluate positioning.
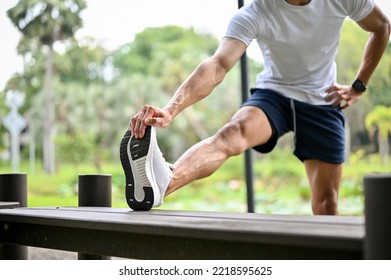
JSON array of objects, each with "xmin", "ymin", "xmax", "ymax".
[{"xmin": 120, "ymin": 0, "xmax": 390, "ymax": 214}]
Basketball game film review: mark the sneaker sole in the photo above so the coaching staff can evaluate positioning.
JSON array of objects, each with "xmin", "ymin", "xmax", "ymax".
[{"xmin": 119, "ymin": 126, "xmax": 155, "ymax": 211}]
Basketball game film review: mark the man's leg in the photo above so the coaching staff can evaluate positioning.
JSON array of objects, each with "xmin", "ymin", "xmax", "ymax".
[
  {"xmin": 165, "ymin": 106, "xmax": 272, "ymax": 196},
  {"xmin": 304, "ymin": 160, "xmax": 342, "ymax": 215}
]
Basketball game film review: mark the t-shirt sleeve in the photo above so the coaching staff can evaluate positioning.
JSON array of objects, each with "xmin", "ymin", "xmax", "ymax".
[
  {"xmin": 341, "ymin": 0, "xmax": 375, "ymax": 22},
  {"xmin": 224, "ymin": 2, "xmax": 262, "ymax": 46}
]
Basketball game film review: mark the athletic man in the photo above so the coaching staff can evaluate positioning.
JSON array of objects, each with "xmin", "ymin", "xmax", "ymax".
[{"xmin": 120, "ymin": 0, "xmax": 390, "ymax": 214}]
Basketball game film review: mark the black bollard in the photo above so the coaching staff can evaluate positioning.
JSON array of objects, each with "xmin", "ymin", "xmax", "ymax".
[
  {"xmin": 78, "ymin": 174, "xmax": 112, "ymax": 260},
  {"xmin": 0, "ymin": 173, "xmax": 27, "ymax": 207},
  {"xmin": 364, "ymin": 174, "xmax": 391, "ymax": 260},
  {"xmin": 78, "ymin": 174, "xmax": 112, "ymax": 207},
  {"xmin": 0, "ymin": 173, "xmax": 28, "ymax": 260}
]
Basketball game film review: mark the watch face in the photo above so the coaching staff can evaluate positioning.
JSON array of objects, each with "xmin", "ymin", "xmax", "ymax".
[{"xmin": 353, "ymin": 79, "xmax": 366, "ymax": 92}]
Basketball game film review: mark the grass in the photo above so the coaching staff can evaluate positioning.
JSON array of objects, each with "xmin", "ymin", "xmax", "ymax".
[{"xmin": 0, "ymin": 148, "xmax": 389, "ymax": 215}]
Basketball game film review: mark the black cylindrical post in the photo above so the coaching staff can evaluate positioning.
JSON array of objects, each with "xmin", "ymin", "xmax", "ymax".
[
  {"xmin": 0, "ymin": 173, "xmax": 28, "ymax": 260},
  {"xmin": 78, "ymin": 174, "xmax": 112, "ymax": 207},
  {"xmin": 78, "ymin": 174, "xmax": 112, "ymax": 260},
  {"xmin": 364, "ymin": 174, "xmax": 391, "ymax": 260},
  {"xmin": 0, "ymin": 173, "xmax": 27, "ymax": 207}
]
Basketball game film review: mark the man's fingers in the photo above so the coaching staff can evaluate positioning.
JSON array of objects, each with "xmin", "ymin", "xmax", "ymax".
[
  {"xmin": 130, "ymin": 108, "xmax": 149, "ymax": 138},
  {"xmin": 325, "ymin": 85, "xmax": 339, "ymax": 93},
  {"xmin": 129, "ymin": 105, "xmax": 170, "ymax": 138},
  {"xmin": 129, "ymin": 105, "xmax": 164, "ymax": 138},
  {"xmin": 340, "ymin": 103, "xmax": 349, "ymax": 110},
  {"xmin": 145, "ymin": 118, "xmax": 156, "ymax": 126},
  {"xmin": 324, "ymin": 84, "xmax": 361, "ymax": 110},
  {"xmin": 324, "ymin": 89, "xmax": 342, "ymax": 101}
]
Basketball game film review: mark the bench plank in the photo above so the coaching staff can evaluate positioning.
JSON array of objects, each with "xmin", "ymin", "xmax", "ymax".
[
  {"xmin": 0, "ymin": 202, "xmax": 20, "ymax": 209},
  {"xmin": 0, "ymin": 207, "xmax": 364, "ymax": 259}
]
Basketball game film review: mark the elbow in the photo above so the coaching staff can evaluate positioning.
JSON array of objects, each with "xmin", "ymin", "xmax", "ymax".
[
  {"xmin": 371, "ymin": 18, "xmax": 391, "ymax": 49},
  {"xmin": 204, "ymin": 56, "xmax": 228, "ymax": 87},
  {"xmin": 386, "ymin": 19, "xmax": 391, "ymax": 40},
  {"xmin": 369, "ymin": 11, "xmax": 391, "ymax": 43},
  {"xmin": 380, "ymin": 16, "xmax": 391, "ymax": 41},
  {"xmin": 214, "ymin": 66, "xmax": 228, "ymax": 87}
]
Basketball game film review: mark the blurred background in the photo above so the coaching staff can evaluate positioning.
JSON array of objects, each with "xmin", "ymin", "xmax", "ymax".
[{"xmin": 0, "ymin": 0, "xmax": 390, "ymax": 215}]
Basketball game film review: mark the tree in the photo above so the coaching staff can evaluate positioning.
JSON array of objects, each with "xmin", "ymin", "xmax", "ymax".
[
  {"xmin": 365, "ymin": 105, "xmax": 391, "ymax": 165},
  {"xmin": 111, "ymin": 25, "xmax": 218, "ymax": 90},
  {"xmin": 7, "ymin": 0, "xmax": 86, "ymax": 173},
  {"xmin": 55, "ymin": 38, "xmax": 108, "ymax": 85}
]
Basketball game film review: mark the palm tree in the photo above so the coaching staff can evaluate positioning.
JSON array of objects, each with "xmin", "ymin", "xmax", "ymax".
[
  {"xmin": 7, "ymin": 0, "xmax": 87, "ymax": 173},
  {"xmin": 365, "ymin": 105, "xmax": 391, "ymax": 165}
]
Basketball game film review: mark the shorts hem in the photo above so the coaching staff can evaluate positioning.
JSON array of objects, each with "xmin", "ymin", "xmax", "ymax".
[{"xmin": 294, "ymin": 152, "xmax": 345, "ymax": 164}]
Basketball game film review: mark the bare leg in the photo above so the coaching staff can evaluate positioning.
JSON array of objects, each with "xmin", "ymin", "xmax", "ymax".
[
  {"xmin": 304, "ymin": 160, "xmax": 342, "ymax": 215},
  {"xmin": 165, "ymin": 106, "xmax": 272, "ymax": 196}
]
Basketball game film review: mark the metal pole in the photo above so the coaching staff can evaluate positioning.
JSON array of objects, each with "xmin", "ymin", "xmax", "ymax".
[
  {"xmin": 0, "ymin": 173, "xmax": 28, "ymax": 260},
  {"xmin": 364, "ymin": 174, "xmax": 391, "ymax": 259},
  {"xmin": 238, "ymin": 0, "xmax": 255, "ymax": 213},
  {"xmin": 78, "ymin": 174, "xmax": 112, "ymax": 260}
]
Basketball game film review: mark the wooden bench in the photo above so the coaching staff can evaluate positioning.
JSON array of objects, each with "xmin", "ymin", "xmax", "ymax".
[
  {"xmin": 0, "ymin": 202, "xmax": 20, "ymax": 209},
  {"xmin": 0, "ymin": 207, "xmax": 364, "ymax": 259}
]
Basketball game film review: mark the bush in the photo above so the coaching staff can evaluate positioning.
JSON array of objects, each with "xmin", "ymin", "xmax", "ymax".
[{"xmin": 56, "ymin": 132, "xmax": 95, "ymax": 167}]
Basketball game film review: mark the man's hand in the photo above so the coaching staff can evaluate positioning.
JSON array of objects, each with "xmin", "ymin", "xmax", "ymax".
[
  {"xmin": 129, "ymin": 105, "xmax": 172, "ymax": 138},
  {"xmin": 324, "ymin": 84, "xmax": 363, "ymax": 110}
]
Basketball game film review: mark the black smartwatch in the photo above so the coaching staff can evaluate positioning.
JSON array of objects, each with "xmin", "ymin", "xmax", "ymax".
[{"xmin": 352, "ymin": 79, "xmax": 367, "ymax": 93}]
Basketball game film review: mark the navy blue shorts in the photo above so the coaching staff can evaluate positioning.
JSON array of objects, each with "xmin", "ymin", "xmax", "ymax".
[{"xmin": 241, "ymin": 88, "xmax": 345, "ymax": 164}]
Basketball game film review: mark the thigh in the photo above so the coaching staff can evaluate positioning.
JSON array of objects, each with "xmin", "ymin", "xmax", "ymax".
[
  {"xmin": 228, "ymin": 105, "xmax": 274, "ymax": 151},
  {"xmin": 241, "ymin": 89, "xmax": 292, "ymax": 153},
  {"xmin": 304, "ymin": 160, "xmax": 342, "ymax": 215}
]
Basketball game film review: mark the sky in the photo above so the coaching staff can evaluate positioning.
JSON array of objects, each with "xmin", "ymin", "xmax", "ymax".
[{"xmin": 1, "ymin": 0, "xmax": 390, "ymax": 90}]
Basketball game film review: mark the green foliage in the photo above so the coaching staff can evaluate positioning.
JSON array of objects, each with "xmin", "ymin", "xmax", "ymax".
[
  {"xmin": 3, "ymin": 48, "xmax": 46, "ymax": 112},
  {"xmin": 365, "ymin": 105, "xmax": 391, "ymax": 139},
  {"xmin": 56, "ymin": 132, "xmax": 95, "ymax": 166},
  {"xmin": 349, "ymin": 149, "xmax": 366, "ymax": 164},
  {"xmin": 55, "ymin": 39, "xmax": 108, "ymax": 84},
  {"xmin": 368, "ymin": 44, "xmax": 391, "ymax": 106},
  {"xmin": 112, "ymin": 25, "xmax": 218, "ymax": 78},
  {"xmin": 7, "ymin": 0, "xmax": 88, "ymax": 174},
  {"xmin": 7, "ymin": 0, "xmax": 86, "ymax": 45},
  {"xmin": 365, "ymin": 105, "xmax": 391, "ymax": 164}
]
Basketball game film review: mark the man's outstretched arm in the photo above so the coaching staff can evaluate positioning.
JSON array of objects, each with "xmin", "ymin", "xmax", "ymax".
[{"xmin": 130, "ymin": 37, "xmax": 247, "ymax": 138}]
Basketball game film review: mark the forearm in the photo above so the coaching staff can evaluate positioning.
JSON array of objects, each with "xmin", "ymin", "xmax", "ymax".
[
  {"xmin": 356, "ymin": 16, "xmax": 390, "ymax": 84},
  {"xmin": 163, "ymin": 57, "xmax": 227, "ymax": 119}
]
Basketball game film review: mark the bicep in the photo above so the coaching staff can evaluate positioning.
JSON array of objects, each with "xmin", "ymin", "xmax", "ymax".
[
  {"xmin": 356, "ymin": 5, "xmax": 390, "ymax": 33},
  {"xmin": 212, "ymin": 37, "xmax": 248, "ymax": 73}
]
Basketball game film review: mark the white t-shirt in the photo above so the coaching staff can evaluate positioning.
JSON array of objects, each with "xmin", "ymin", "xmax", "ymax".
[{"xmin": 225, "ymin": 0, "xmax": 375, "ymax": 105}]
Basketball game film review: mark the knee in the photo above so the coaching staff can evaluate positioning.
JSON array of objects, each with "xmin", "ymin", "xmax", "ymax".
[
  {"xmin": 213, "ymin": 120, "xmax": 248, "ymax": 157},
  {"xmin": 312, "ymin": 193, "xmax": 339, "ymax": 215}
]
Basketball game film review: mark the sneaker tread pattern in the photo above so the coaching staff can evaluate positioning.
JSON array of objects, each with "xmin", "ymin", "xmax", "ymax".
[{"xmin": 119, "ymin": 127, "xmax": 154, "ymax": 211}]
